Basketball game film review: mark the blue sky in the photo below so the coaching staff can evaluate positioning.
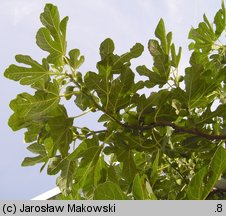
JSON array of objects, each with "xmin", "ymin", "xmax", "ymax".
[{"xmin": 0, "ymin": 0, "xmax": 222, "ymax": 199}]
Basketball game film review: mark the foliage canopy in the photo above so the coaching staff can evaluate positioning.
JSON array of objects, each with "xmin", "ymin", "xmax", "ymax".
[{"xmin": 4, "ymin": 2, "xmax": 226, "ymax": 199}]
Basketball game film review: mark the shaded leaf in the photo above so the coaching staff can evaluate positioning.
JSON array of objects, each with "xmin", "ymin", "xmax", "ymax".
[
  {"xmin": 185, "ymin": 64, "xmax": 218, "ymax": 108},
  {"xmin": 47, "ymin": 116, "xmax": 74, "ymax": 157},
  {"xmin": 27, "ymin": 143, "xmax": 46, "ymax": 155},
  {"xmin": 24, "ymin": 123, "xmax": 44, "ymax": 143},
  {"xmin": 100, "ymin": 38, "xmax": 115, "ymax": 59},
  {"xmin": 93, "ymin": 181, "xmax": 128, "ymax": 200},
  {"xmin": 22, "ymin": 155, "xmax": 48, "ymax": 167},
  {"xmin": 114, "ymin": 43, "xmax": 144, "ymax": 65},
  {"xmin": 84, "ymin": 67, "xmax": 135, "ymax": 113},
  {"xmin": 57, "ymin": 160, "xmax": 77, "ymax": 196},
  {"xmin": 47, "ymin": 156, "xmax": 62, "ymax": 175},
  {"xmin": 137, "ymin": 65, "xmax": 167, "ymax": 87},
  {"xmin": 150, "ymin": 151, "xmax": 159, "ymax": 186},
  {"xmin": 122, "ymin": 151, "xmax": 137, "ymax": 183}
]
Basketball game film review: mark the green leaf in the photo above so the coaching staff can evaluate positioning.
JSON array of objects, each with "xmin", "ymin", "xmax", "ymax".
[
  {"xmin": 24, "ymin": 142, "xmax": 49, "ymax": 170},
  {"xmin": 24, "ymin": 123, "xmax": 44, "ymax": 143},
  {"xmin": 4, "ymin": 55, "xmax": 50, "ymax": 85},
  {"xmin": 199, "ymin": 104, "xmax": 226, "ymax": 124},
  {"xmin": 47, "ymin": 116, "xmax": 74, "ymax": 157},
  {"xmin": 148, "ymin": 39, "xmax": 161, "ymax": 56},
  {"xmin": 171, "ymin": 44, "xmax": 182, "ymax": 68},
  {"xmin": 155, "ymin": 19, "xmax": 167, "ymax": 54},
  {"xmin": 113, "ymin": 43, "xmax": 144, "ymax": 66},
  {"xmin": 8, "ymin": 114, "xmax": 28, "ymax": 131},
  {"xmin": 184, "ymin": 64, "xmax": 218, "ymax": 108},
  {"xmin": 132, "ymin": 174, "xmax": 148, "ymax": 199},
  {"xmin": 186, "ymin": 146, "xmax": 226, "ymax": 199},
  {"xmin": 100, "ymin": 38, "xmax": 115, "ymax": 59},
  {"xmin": 96, "ymin": 41, "xmax": 143, "ymax": 78},
  {"xmin": 9, "ymin": 81, "xmax": 60, "ymax": 119},
  {"xmin": 136, "ymin": 65, "xmax": 167, "ymax": 87},
  {"xmin": 74, "ymin": 90, "xmax": 96, "ymax": 111},
  {"xmin": 186, "ymin": 166, "xmax": 208, "ymax": 199},
  {"xmin": 36, "ymin": 4, "xmax": 68, "ymax": 65},
  {"xmin": 68, "ymin": 138, "xmax": 103, "ymax": 195},
  {"xmin": 79, "ymin": 155, "xmax": 108, "ymax": 197},
  {"xmin": 84, "ymin": 71, "xmax": 107, "ymax": 101},
  {"xmin": 27, "ymin": 143, "xmax": 46, "ymax": 155},
  {"xmin": 64, "ymin": 86, "xmax": 75, "ymax": 100},
  {"xmin": 8, "ymin": 104, "xmax": 67, "ymax": 144},
  {"xmin": 202, "ymin": 146, "xmax": 226, "ymax": 199},
  {"xmin": 93, "ymin": 181, "xmax": 128, "ymax": 200},
  {"xmin": 57, "ymin": 160, "xmax": 77, "ymax": 196},
  {"xmin": 189, "ymin": 14, "xmax": 216, "ymax": 53},
  {"xmin": 107, "ymin": 68, "xmax": 134, "ymax": 113},
  {"xmin": 214, "ymin": 1, "xmax": 226, "ymax": 37},
  {"xmin": 148, "ymin": 39, "xmax": 170, "ymax": 79},
  {"xmin": 78, "ymin": 145, "xmax": 102, "ymax": 167},
  {"xmin": 84, "ymin": 67, "xmax": 135, "ymax": 113},
  {"xmin": 150, "ymin": 151, "xmax": 159, "ymax": 186},
  {"xmin": 22, "ymin": 155, "xmax": 48, "ymax": 167},
  {"xmin": 107, "ymin": 165, "xmax": 119, "ymax": 184},
  {"xmin": 122, "ymin": 151, "xmax": 137, "ymax": 183},
  {"xmin": 47, "ymin": 156, "xmax": 62, "ymax": 175},
  {"xmin": 47, "ymin": 149, "xmax": 79, "ymax": 176},
  {"xmin": 67, "ymin": 49, "xmax": 85, "ymax": 70},
  {"xmin": 93, "ymin": 156, "xmax": 107, "ymax": 186}
]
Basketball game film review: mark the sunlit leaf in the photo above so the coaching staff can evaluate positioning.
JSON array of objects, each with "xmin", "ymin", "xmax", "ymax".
[
  {"xmin": 9, "ymin": 81, "xmax": 60, "ymax": 118},
  {"xmin": 214, "ymin": 1, "xmax": 226, "ymax": 37},
  {"xmin": 132, "ymin": 174, "xmax": 148, "ymax": 199},
  {"xmin": 155, "ymin": 19, "xmax": 167, "ymax": 53},
  {"xmin": 36, "ymin": 4, "xmax": 68, "ymax": 65},
  {"xmin": 189, "ymin": 14, "xmax": 216, "ymax": 53},
  {"xmin": 186, "ymin": 166, "xmax": 208, "ymax": 199},
  {"xmin": 4, "ymin": 55, "xmax": 51, "ymax": 85},
  {"xmin": 67, "ymin": 49, "xmax": 85, "ymax": 70},
  {"xmin": 202, "ymin": 146, "xmax": 226, "ymax": 199}
]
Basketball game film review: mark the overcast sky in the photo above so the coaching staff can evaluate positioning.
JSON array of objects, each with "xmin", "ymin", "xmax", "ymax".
[{"xmin": 0, "ymin": 0, "xmax": 221, "ymax": 199}]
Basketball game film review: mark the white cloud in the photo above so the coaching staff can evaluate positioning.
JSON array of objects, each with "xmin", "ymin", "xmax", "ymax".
[
  {"xmin": 134, "ymin": 0, "xmax": 153, "ymax": 12},
  {"xmin": 0, "ymin": 0, "xmax": 41, "ymax": 25},
  {"xmin": 12, "ymin": 1, "xmax": 39, "ymax": 25},
  {"xmin": 164, "ymin": 0, "xmax": 183, "ymax": 24}
]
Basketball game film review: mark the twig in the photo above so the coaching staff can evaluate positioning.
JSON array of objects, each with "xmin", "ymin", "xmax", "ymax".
[{"xmin": 123, "ymin": 121, "xmax": 226, "ymax": 141}]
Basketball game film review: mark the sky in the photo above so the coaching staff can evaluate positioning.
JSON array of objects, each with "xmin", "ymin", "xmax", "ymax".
[{"xmin": 0, "ymin": 0, "xmax": 222, "ymax": 200}]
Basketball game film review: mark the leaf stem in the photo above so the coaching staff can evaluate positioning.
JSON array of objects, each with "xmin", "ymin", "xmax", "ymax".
[{"xmin": 69, "ymin": 108, "xmax": 93, "ymax": 119}]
